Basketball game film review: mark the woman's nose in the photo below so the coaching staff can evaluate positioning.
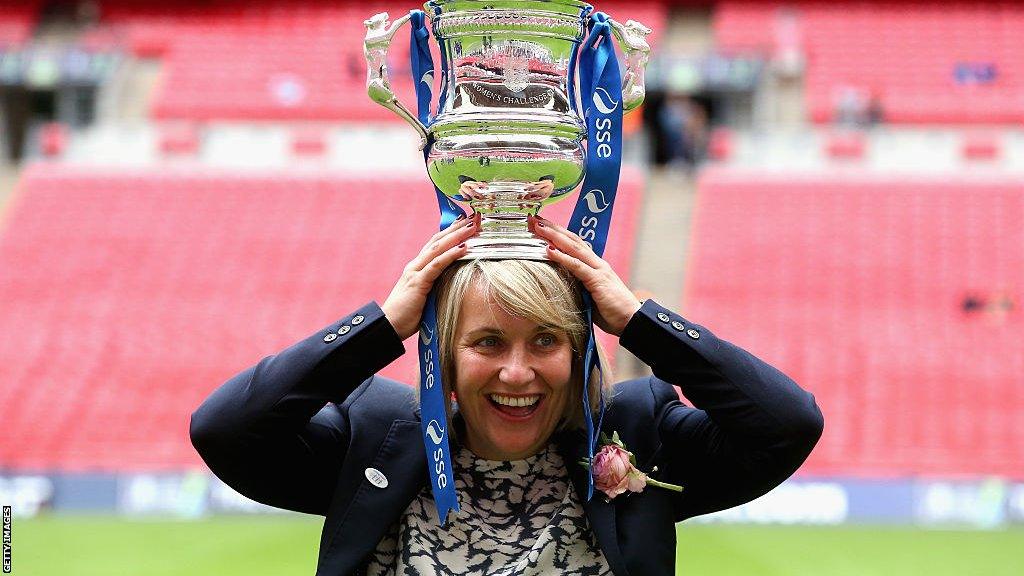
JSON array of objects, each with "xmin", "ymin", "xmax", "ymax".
[{"xmin": 498, "ymin": 348, "xmax": 535, "ymax": 386}]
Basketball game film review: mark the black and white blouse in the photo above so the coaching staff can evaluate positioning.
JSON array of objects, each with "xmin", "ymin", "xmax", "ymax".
[{"xmin": 366, "ymin": 443, "xmax": 613, "ymax": 575}]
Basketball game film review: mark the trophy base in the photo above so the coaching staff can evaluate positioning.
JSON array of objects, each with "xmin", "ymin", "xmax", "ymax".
[
  {"xmin": 460, "ymin": 188, "xmax": 549, "ymax": 260},
  {"xmin": 462, "ymin": 232, "xmax": 550, "ymax": 261}
]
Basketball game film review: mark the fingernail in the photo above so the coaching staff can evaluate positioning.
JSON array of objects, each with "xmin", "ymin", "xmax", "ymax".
[
  {"xmin": 458, "ymin": 243, "xmax": 466, "ymax": 248},
  {"xmin": 456, "ymin": 213, "xmax": 466, "ymax": 220},
  {"xmin": 466, "ymin": 221, "xmax": 475, "ymax": 228},
  {"xmin": 538, "ymin": 222, "xmax": 546, "ymax": 227}
]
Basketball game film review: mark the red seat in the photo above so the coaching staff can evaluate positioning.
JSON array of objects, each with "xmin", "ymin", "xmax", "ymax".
[
  {"xmin": 707, "ymin": 128, "xmax": 735, "ymax": 162},
  {"xmin": 824, "ymin": 131, "xmax": 866, "ymax": 159},
  {"xmin": 39, "ymin": 122, "xmax": 68, "ymax": 158},
  {"xmin": 291, "ymin": 129, "xmax": 328, "ymax": 156},
  {"xmin": 961, "ymin": 133, "xmax": 1002, "ymax": 161},
  {"xmin": 158, "ymin": 122, "xmax": 201, "ymax": 155}
]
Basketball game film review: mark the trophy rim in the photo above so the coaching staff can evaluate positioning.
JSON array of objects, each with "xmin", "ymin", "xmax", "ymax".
[{"xmin": 424, "ymin": 0, "xmax": 595, "ymax": 13}]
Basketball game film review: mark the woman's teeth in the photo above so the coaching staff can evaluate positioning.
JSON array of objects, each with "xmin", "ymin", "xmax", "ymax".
[{"xmin": 489, "ymin": 394, "xmax": 540, "ymax": 407}]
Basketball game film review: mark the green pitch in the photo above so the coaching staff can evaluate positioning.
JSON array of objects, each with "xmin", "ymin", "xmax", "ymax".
[{"xmin": 11, "ymin": 515, "xmax": 1024, "ymax": 575}]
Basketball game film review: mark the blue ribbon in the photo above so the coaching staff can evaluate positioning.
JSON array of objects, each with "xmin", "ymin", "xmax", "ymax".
[
  {"xmin": 410, "ymin": 10, "xmax": 464, "ymax": 229},
  {"xmin": 566, "ymin": 12, "xmax": 623, "ymax": 500},
  {"xmin": 411, "ymin": 9, "xmax": 462, "ymax": 525}
]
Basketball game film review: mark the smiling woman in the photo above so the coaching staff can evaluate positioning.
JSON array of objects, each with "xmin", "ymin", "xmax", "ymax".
[
  {"xmin": 190, "ymin": 213, "xmax": 824, "ymax": 576},
  {"xmin": 433, "ymin": 259, "xmax": 611, "ymax": 460}
]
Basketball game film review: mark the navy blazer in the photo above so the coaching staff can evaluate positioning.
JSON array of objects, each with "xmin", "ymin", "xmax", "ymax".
[{"xmin": 190, "ymin": 300, "xmax": 823, "ymax": 575}]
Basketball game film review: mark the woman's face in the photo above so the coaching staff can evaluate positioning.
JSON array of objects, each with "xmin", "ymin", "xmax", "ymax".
[{"xmin": 453, "ymin": 280, "xmax": 574, "ymax": 461}]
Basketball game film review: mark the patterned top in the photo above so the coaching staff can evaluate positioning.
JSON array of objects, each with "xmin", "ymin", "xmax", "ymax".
[{"xmin": 365, "ymin": 443, "xmax": 613, "ymax": 576}]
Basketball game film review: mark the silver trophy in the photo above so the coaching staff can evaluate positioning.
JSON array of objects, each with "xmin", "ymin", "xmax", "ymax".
[{"xmin": 365, "ymin": 1, "xmax": 650, "ymax": 259}]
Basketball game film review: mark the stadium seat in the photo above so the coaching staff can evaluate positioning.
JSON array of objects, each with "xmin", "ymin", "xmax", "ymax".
[
  {"xmin": 158, "ymin": 122, "xmax": 201, "ymax": 156},
  {"xmin": 39, "ymin": 122, "xmax": 68, "ymax": 158},
  {"xmin": 961, "ymin": 133, "xmax": 1002, "ymax": 161},
  {"xmin": 707, "ymin": 128, "xmax": 734, "ymax": 162},
  {"xmin": 291, "ymin": 128, "xmax": 328, "ymax": 156},
  {"xmin": 824, "ymin": 131, "xmax": 866, "ymax": 160}
]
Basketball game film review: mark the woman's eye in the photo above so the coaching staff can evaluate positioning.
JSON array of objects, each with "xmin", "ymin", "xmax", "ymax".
[
  {"xmin": 476, "ymin": 336, "xmax": 500, "ymax": 348},
  {"xmin": 535, "ymin": 334, "xmax": 557, "ymax": 347}
]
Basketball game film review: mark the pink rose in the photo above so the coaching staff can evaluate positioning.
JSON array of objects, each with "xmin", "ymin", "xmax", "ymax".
[{"xmin": 592, "ymin": 444, "xmax": 646, "ymax": 499}]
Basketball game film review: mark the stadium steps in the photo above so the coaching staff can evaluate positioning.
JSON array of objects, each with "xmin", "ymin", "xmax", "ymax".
[
  {"xmin": 618, "ymin": 168, "xmax": 696, "ymax": 380},
  {"xmin": 0, "ymin": 164, "xmax": 21, "ymax": 221},
  {"xmin": 103, "ymin": 58, "xmax": 164, "ymax": 124}
]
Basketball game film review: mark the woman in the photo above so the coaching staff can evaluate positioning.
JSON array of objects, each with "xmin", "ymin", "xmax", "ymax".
[{"xmin": 190, "ymin": 213, "xmax": 824, "ymax": 576}]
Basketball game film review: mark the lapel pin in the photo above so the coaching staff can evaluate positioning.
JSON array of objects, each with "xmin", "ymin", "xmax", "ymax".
[{"xmin": 365, "ymin": 467, "xmax": 389, "ymax": 489}]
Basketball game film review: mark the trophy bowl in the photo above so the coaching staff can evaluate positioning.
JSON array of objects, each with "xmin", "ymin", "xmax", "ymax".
[{"xmin": 365, "ymin": 0, "xmax": 650, "ymax": 259}]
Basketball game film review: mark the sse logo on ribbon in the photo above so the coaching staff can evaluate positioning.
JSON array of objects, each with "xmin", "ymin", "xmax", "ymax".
[
  {"xmin": 426, "ymin": 419, "xmax": 445, "ymax": 444},
  {"xmin": 592, "ymin": 86, "xmax": 620, "ymax": 115},
  {"xmin": 419, "ymin": 323, "xmax": 434, "ymax": 346},
  {"xmin": 583, "ymin": 189, "xmax": 611, "ymax": 214}
]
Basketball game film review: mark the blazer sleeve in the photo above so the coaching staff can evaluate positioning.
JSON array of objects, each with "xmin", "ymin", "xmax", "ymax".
[
  {"xmin": 188, "ymin": 302, "xmax": 406, "ymax": 516},
  {"xmin": 618, "ymin": 300, "xmax": 824, "ymax": 520}
]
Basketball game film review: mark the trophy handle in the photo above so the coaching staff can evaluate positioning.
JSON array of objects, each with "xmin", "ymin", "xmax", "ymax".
[
  {"xmin": 364, "ymin": 11, "xmax": 430, "ymax": 149},
  {"xmin": 606, "ymin": 18, "xmax": 652, "ymax": 113}
]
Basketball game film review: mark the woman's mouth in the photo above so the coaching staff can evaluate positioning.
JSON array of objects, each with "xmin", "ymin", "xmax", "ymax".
[{"xmin": 488, "ymin": 393, "xmax": 543, "ymax": 418}]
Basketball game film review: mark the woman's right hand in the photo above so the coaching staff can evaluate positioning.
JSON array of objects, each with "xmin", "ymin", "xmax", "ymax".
[{"xmin": 380, "ymin": 212, "xmax": 480, "ymax": 340}]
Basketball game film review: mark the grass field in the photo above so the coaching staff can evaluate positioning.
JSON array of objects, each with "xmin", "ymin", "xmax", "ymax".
[{"xmin": 11, "ymin": 515, "xmax": 1024, "ymax": 575}]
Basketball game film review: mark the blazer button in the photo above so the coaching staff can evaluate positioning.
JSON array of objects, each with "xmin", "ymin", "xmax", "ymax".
[
  {"xmin": 657, "ymin": 312, "xmax": 670, "ymax": 323},
  {"xmin": 338, "ymin": 325, "xmax": 351, "ymax": 335},
  {"xmin": 671, "ymin": 321, "xmax": 685, "ymax": 331},
  {"xmin": 687, "ymin": 329, "xmax": 700, "ymax": 340},
  {"xmin": 351, "ymin": 315, "xmax": 365, "ymax": 325},
  {"xmin": 323, "ymin": 333, "xmax": 337, "ymax": 343}
]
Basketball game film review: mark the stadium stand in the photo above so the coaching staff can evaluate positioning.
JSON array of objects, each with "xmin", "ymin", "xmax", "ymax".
[
  {"xmin": 85, "ymin": 0, "xmax": 667, "ymax": 122},
  {"xmin": 714, "ymin": 0, "xmax": 1024, "ymax": 124},
  {"xmin": 0, "ymin": 165, "xmax": 643, "ymax": 471},
  {"xmin": 686, "ymin": 171, "xmax": 1024, "ymax": 479}
]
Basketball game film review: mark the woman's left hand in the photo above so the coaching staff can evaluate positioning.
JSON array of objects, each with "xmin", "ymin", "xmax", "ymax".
[{"xmin": 528, "ymin": 214, "xmax": 642, "ymax": 336}]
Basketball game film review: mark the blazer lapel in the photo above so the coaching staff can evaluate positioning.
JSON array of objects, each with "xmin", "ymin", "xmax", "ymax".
[
  {"xmin": 318, "ymin": 419, "xmax": 426, "ymax": 576},
  {"xmin": 555, "ymin": 431, "xmax": 630, "ymax": 576}
]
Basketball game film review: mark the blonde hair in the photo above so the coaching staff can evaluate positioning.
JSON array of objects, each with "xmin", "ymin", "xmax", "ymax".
[{"xmin": 433, "ymin": 259, "xmax": 612, "ymax": 431}]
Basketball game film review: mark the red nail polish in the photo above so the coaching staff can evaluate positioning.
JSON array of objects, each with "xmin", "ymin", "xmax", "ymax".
[{"xmin": 458, "ymin": 243, "xmax": 467, "ymax": 248}]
